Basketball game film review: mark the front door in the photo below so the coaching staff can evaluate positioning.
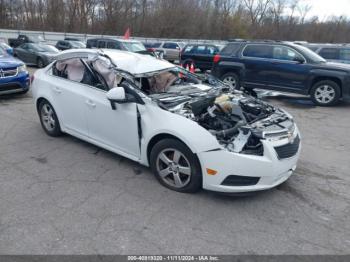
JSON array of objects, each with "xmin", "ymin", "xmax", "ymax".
[
  {"xmin": 85, "ymin": 83, "xmax": 140, "ymax": 159},
  {"xmin": 267, "ymin": 45, "xmax": 311, "ymax": 94}
]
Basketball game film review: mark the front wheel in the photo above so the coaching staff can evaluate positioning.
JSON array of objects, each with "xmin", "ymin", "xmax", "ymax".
[
  {"xmin": 150, "ymin": 139, "xmax": 202, "ymax": 193},
  {"xmin": 221, "ymin": 72, "xmax": 240, "ymax": 90},
  {"xmin": 310, "ymin": 80, "xmax": 341, "ymax": 106}
]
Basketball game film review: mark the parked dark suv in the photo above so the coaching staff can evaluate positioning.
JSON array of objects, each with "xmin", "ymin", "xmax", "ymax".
[
  {"xmin": 180, "ymin": 44, "xmax": 223, "ymax": 72},
  {"xmin": 211, "ymin": 41, "xmax": 350, "ymax": 106}
]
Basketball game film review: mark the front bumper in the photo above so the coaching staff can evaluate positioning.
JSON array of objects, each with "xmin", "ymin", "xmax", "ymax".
[
  {"xmin": 197, "ymin": 126, "xmax": 301, "ymax": 193},
  {"xmin": 0, "ymin": 71, "xmax": 30, "ymax": 95}
]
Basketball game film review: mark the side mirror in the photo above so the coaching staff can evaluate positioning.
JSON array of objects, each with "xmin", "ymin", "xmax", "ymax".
[{"xmin": 107, "ymin": 87, "xmax": 136, "ymax": 110}]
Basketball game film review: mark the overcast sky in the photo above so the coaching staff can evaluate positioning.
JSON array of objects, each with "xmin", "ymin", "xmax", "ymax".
[{"xmin": 301, "ymin": 0, "xmax": 350, "ymax": 20}]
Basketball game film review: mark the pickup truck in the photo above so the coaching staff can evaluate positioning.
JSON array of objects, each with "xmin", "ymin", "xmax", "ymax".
[
  {"xmin": 8, "ymin": 34, "xmax": 45, "ymax": 48},
  {"xmin": 212, "ymin": 40, "xmax": 350, "ymax": 106}
]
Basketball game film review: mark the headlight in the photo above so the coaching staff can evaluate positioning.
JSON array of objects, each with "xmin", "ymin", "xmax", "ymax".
[{"xmin": 18, "ymin": 64, "xmax": 27, "ymax": 73}]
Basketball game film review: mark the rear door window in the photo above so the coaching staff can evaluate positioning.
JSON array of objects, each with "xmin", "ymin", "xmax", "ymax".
[
  {"xmin": 243, "ymin": 44, "xmax": 273, "ymax": 59},
  {"xmin": 97, "ymin": 40, "xmax": 106, "ymax": 48},
  {"xmin": 183, "ymin": 45, "xmax": 194, "ymax": 54},
  {"xmin": 319, "ymin": 48, "xmax": 340, "ymax": 60}
]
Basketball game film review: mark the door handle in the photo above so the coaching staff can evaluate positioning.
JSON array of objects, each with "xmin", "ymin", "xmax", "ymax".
[
  {"xmin": 53, "ymin": 87, "xmax": 61, "ymax": 94},
  {"xmin": 85, "ymin": 100, "xmax": 96, "ymax": 108}
]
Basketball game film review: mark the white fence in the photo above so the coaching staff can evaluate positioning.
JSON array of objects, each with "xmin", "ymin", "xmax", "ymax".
[{"xmin": 0, "ymin": 28, "xmax": 227, "ymax": 45}]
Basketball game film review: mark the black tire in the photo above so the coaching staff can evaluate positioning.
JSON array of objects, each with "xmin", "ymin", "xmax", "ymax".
[
  {"xmin": 221, "ymin": 72, "xmax": 240, "ymax": 90},
  {"xmin": 150, "ymin": 138, "xmax": 202, "ymax": 193},
  {"xmin": 37, "ymin": 57, "xmax": 44, "ymax": 68},
  {"xmin": 38, "ymin": 100, "xmax": 62, "ymax": 137},
  {"xmin": 310, "ymin": 80, "xmax": 341, "ymax": 106}
]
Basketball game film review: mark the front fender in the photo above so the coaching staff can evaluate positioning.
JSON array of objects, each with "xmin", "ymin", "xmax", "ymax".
[{"xmin": 139, "ymin": 103, "xmax": 222, "ymax": 165}]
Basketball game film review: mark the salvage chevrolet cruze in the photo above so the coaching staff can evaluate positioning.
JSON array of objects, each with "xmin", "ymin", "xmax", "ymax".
[{"xmin": 32, "ymin": 49, "xmax": 301, "ymax": 193}]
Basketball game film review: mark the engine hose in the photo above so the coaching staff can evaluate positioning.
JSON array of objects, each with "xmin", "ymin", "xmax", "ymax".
[{"xmin": 210, "ymin": 120, "xmax": 246, "ymax": 138}]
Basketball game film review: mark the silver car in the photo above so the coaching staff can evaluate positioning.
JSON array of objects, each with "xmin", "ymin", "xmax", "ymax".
[{"xmin": 156, "ymin": 42, "xmax": 186, "ymax": 63}]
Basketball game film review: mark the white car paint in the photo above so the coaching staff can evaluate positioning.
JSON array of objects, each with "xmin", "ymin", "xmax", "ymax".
[{"xmin": 32, "ymin": 49, "xmax": 300, "ymax": 193}]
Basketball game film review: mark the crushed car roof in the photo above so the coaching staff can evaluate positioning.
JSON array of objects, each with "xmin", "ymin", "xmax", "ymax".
[{"xmin": 55, "ymin": 49, "xmax": 176, "ymax": 75}]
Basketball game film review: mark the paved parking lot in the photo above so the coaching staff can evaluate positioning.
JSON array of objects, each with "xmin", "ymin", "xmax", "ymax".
[{"xmin": 0, "ymin": 67, "xmax": 350, "ymax": 254}]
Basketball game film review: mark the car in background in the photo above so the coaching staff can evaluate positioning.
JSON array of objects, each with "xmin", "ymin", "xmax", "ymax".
[
  {"xmin": 8, "ymin": 34, "xmax": 45, "ymax": 48},
  {"xmin": 0, "ymin": 42, "xmax": 14, "ymax": 56},
  {"xmin": 32, "ymin": 49, "xmax": 300, "ymax": 193},
  {"xmin": 212, "ymin": 40, "xmax": 350, "ymax": 106},
  {"xmin": 14, "ymin": 43, "xmax": 60, "ymax": 68},
  {"xmin": 56, "ymin": 40, "xmax": 86, "ymax": 51},
  {"xmin": 155, "ymin": 42, "xmax": 186, "ymax": 62},
  {"xmin": 0, "ymin": 46, "xmax": 30, "ymax": 95},
  {"xmin": 180, "ymin": 43, "xmax": 224, "ymax": 72},
  {"xmin": 86, "ymin": 38, "xmax": 162, "ymax": 58},
  {"xmin": 87, "ymin": 38, "xmax": 145, "ymax": 52},
  {"xmin": 302, "ymin": 44, "xmax": 350, "ymax": 64},
  {"xmin": 143, "ymin": 42, "xmax": 165, "ymax": 59}
]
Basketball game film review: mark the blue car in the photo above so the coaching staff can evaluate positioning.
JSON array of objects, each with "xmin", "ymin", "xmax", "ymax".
[
  {"xmin": 0, "ymin": 46, "xmax": 30, "ymax": 95},
  {"xmin": 0, "ymin": 42, "xmax": 14, "ymax": 56}
]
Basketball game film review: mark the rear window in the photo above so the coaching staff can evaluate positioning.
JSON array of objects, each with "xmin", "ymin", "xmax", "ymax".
[
  {"xmin": 319, "ymin": 48, "xmax": 340, "ymax": 60},
  {"xmin": 163, "ymin": 43, "xmax": 178, "ymax": 49},
  {"xmin": 183, "ymin": 45, "xmax": 194, "ymax": 54},
  {"xmin": 243, "ymin": 44, "xmax": 273, "ymax": 59},
  {"xmin": 220, "ymin": 43, "xmax": 241, "ymax": 56}
]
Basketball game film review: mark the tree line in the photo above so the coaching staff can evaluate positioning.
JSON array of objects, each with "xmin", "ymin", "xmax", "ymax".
[{"xmin": 1, "ymin": 0, "xmax": 350, "ymax": 43}]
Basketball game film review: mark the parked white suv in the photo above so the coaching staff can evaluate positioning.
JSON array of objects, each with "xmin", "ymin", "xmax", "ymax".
[{"xmin": 31, "ymin": 49, "xmax": 300, "ymax": 193}]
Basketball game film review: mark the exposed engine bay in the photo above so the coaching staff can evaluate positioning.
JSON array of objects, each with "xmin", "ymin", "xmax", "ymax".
[{"xmin": 149, "ymin": 82, "xmax": 295, "ymax": 156}]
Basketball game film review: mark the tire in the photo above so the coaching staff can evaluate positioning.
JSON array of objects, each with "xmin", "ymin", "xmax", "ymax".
[
  {"xmin": 221, "ymin": 72, "xmax": 240, "ymax": 90},
  {"xmin": 310, "ymin": 80, "xmax": 341, "ymax": 106},
  {"xmin": 38, "ymin": 100, "xmax": 62, "ymax": 137},
  {"xmin": 150, "ymin": 138, "xmax": 202, "ymax": 193},
  {"xmin": 37, "ymin": 57, "xmax": 44, "ymax": 68}
]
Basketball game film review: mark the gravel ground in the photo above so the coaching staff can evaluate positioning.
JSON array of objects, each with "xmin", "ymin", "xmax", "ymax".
[{"xmin": 0, "ymin": 67, "xmax": 349, "ymax": 255}]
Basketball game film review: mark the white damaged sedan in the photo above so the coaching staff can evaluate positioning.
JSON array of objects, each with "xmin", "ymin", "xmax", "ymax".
[{"xmin": 32, "ymin": 49, "xmax": 301, "ymax": 193}]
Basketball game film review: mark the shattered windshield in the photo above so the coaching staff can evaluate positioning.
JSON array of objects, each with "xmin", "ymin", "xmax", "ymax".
[{"xmin": 137, "ymin": 67, "xmax": 225, "ymax": 95}]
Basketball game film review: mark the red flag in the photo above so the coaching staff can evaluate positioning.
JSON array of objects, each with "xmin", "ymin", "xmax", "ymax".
[{"xmin": 123, "ymin": 28, "xmax": 130, "ymax": 40}]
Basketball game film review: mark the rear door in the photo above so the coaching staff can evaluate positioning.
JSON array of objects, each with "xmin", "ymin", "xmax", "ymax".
[
  {"xmin": 49, "ymin": 59, "xmax": 89, "ymax": 137},
  {"xmin": 241, "ymin": 44, "xmax": 275, "ymax": 88}
]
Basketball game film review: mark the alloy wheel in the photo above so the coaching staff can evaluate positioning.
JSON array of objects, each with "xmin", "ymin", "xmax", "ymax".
[
  {"xmin": 223, "ymin": 76, "xmax": 237, "ymax": 89},
  {"xmin": 156, "ymin": 148, "xmax": 192, "ymax": 188},
  {"xmin": 41, "ymin": 103, "xmax": 56, "ymax": 132},
  {"xmin": 314, "ymin": 85, "xmax": 336, "ymax": 104}
]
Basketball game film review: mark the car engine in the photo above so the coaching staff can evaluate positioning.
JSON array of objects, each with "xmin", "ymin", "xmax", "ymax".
[{"xmin": 150, "ymin": 85, "xmax": 295, "ymax": 156}]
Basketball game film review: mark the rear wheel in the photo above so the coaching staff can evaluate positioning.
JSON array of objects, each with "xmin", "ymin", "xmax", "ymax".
[
  {"xmin": 150, "ymin": 139, "xmax": 202, "ymax": 193},
  {"xmin": 38, "ymin": 100, "xmax": 62, "ymax": 137},
  {"xmin": 37, "ymin": 58, "xmax": 44, "ymax": 68},
  {"xmin": 310, "ymin": 80, "xmax": 340, "ymax": 106},
  {"xmin": 221, "ymin": 72, "xmax": 240, "ymax": 90}
]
